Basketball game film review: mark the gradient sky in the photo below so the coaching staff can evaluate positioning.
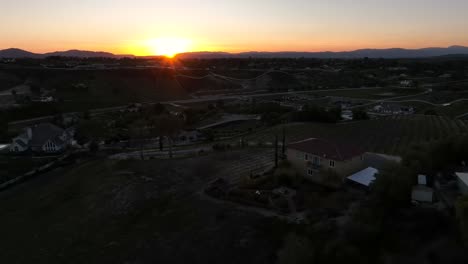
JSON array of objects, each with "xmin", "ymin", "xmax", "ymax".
[{"xmin": 2, "ymin": 0, "xmax": 468, "ymax": 55}]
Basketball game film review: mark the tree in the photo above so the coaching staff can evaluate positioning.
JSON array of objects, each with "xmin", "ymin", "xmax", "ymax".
[
  {"xmin": 352, "ymin": 109, "xmax": 369, "ymax": 120},
  {"xmin": 292, "ymin": 105, "xmax": 341, "ymax": 123},
  {"xmin": 151, "ymin": 115, "xmax": 183, "ymax": 158},
  {"xmin": 75, "ymin": 119, "xmax": 108, "ymax": 145},
  {"xmin": 183, "ymin": 109, "xmax": 197, "ymax": 125},
  {"xmin": 89, "ymin": 140, "xmax": 100, "ymax": 153},
  {"xmin": 153, "ymin": 103, "xmax": 166, "ymax": 116},
  {"xmin": 456, "ymin": 195, "xmax": 468, "ymax": 246},
  {"xmin": 370, "ymin": 163, "xmax": 414, "ymax": 209},
  {"xmin": 261, "ymin": 112, "xmax": 282, "ymax": 126},
  {"xmin": 424, "ymin": 109, "xmax": 438, "ymax": 116},
  {"xmin": 82, "ymin": 110, "xmax": 91, "ymax": 120}
]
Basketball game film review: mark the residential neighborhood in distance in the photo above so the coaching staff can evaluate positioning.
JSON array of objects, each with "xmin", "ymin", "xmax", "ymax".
[{"xmin": 1, "ymin": 1, "xmax": 468, "ymax": 263}]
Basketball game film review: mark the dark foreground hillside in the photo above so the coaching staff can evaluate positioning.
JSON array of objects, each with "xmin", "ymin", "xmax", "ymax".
[
  {"xmin": 0, "ymin": 153, "xmax": 287, "ymax": 264},
  {"xmin": 1, "ymin": 150, "xmax": 468, "ymax": 263}
]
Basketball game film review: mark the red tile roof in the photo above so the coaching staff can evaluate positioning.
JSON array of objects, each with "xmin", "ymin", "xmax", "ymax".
[{"xmin": 288, "ymin": 138, "xmax": 365, "ymax": 161}]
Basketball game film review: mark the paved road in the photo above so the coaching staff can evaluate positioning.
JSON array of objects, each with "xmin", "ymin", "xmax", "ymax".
[
  {"xmin": 348, "ymin": 88, "xmax": 433, "ymax": 109},
  {"xmin": 8, "ymin": 87, "xmax": 385, "ymax": 126}
]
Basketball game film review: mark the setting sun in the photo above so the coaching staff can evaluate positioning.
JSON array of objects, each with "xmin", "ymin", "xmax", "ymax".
[{"xmin": 147, "ymin": 37, "xmax": 191, "ymax": 58}]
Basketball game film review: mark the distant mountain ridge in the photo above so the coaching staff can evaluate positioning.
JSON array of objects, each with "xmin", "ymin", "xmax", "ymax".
[
  {"xmin": 1, "ymin": 46, "xmax": 468, "ymax": 59},
  {"xmin": 176, "ymin": 45, "xmax": 468, "ymax": 59},
  {"xmin": 0, "ymin": 48, "xmax": 42, "ymax": 58},
  {"xmin": 0, "ymin": 48, "xmax": 133, "ymax": 58}
]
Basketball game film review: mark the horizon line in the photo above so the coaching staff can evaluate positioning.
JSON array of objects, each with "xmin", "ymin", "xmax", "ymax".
[{"xmin": 1, "ymin": 44, "xmax": 468, "ymax": 57}]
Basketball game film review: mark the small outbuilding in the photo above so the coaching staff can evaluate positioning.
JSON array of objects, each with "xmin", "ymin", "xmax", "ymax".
[
  {"xmin": 412, "ymin": 175, "xmax": 434, "ymax": 203},
  {"xmin": 346, "ymin": 167, "xmax": 378, "ymax": 188},
  {"xmin": 455, "ymin": 172, "xmax": 468, "ymax": 195}
]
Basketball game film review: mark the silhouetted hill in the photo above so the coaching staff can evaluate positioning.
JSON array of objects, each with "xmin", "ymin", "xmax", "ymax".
[
  {"xmin": 175, "ymin": 51, "xmax": 233, "ymax": 59},
  {"xmin": 0, "ymin": 49, "xmax": 133, "ymax": 58},
  {"xmin": 177, "ymin": 46, "xmax": 468, "ymax": 59},
  {"xmin": 44, "ymin": 49, "xmax": 118, "ymax": 58},
  {"xmin": 433, "ymin": 53, "xmax": 468, "ymax": 59},
  {"xmin": 0, "ymin": 48, "xmax": 41, "ymax": 58}
]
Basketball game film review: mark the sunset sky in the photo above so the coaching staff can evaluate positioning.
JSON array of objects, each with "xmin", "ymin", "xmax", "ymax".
[{"xmin": 2, "ymin": 0, "xmax": 468, "ymax": 56}]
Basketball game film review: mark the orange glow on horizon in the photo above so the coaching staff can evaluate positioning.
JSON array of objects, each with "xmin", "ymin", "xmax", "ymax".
[{"xmin": 141, "ymin": 37, "xmax": 192, "ymax": 58}]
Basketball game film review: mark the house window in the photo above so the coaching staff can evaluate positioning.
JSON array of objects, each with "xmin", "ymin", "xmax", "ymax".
[
  {"xmin": 360, "ymin": 155, "xmax": 364, "ymax": 161},
  {"xmin": 305, "ymin": 154, "xmax": 309, "ymax": 161},
  {"xmin": 307, "ymin": 169, "xmax": 313, "ymax": 176},
  {"xmin": 329, "ymin": 160, "xmax": 335, "ymax": 168},
  {"xmin": 313, "ymin": 156, "xmax": 321, "ymax": 166}
]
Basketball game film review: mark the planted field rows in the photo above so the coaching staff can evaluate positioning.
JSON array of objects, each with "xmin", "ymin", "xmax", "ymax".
[
  {"xmin": 244, "ymin": 115, "xmax": 468, "ymax": 155},
  {"xmin": 215, "ymin": 149, "xmax": 275, "ymax": 185}
]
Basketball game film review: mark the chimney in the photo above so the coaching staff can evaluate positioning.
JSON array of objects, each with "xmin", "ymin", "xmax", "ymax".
[{"xmin": 27, "ymin": 127, "xmax": 32, "ymax": 140}]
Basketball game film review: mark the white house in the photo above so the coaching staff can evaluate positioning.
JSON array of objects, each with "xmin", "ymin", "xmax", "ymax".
[{"xmin": 10, "ymin": 123, "xmax": 72, "ymax": 154}]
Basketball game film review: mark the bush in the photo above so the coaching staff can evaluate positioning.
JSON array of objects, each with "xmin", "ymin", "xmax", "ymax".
[
  {"xmin": 291, "ymin": 105, "xmax": 341, "ymax": 123},
  {"xmin": 370, "ymin": 163, "xmax": 414, "ymax": 209},
  {"xmin": 352, "ymin": 109, "xmax": 369, "ymax": 120},
  {"xmin": 456, "ymin": 195, "xmax": 468, "ymax": 246},
  {"xmin": 89, "ymin": 141, "xmax": 100, "ymax": 153}
]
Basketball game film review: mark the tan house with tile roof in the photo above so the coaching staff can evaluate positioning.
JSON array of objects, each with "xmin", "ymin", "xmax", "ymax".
[{"xmin": 287, "ymin": 138, "xmax": 366, "ymax": 184}]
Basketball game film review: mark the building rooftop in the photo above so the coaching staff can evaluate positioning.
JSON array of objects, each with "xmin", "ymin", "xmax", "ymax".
[
  {"xmin": 288, "ymin": 138, "xmax": 364, "ymax": 161},
  {"xmin": 456, "ymin": 172, "xmax": 468, "ymax": 186},
  {"xmin": 347, "ymin": 167, "xmax": 378, "ymax": 187},
  {"xmin": 29, "ymin": 123, "xmax": 64, "ymax": 147}
]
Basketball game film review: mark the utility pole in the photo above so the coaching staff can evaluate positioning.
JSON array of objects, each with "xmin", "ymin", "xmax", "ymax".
[
  {"xmin": 282, "ymin": 126, "xmax": 286, "ymax": 159},
  {"xmin": 274, "ymin": 134, "xmax": 278, "ymax": 168}
]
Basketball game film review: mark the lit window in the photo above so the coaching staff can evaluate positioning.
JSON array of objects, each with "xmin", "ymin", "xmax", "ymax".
[{"xmin": 329, "ymin": 160, "xmax": 335, "ymax": 168}]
